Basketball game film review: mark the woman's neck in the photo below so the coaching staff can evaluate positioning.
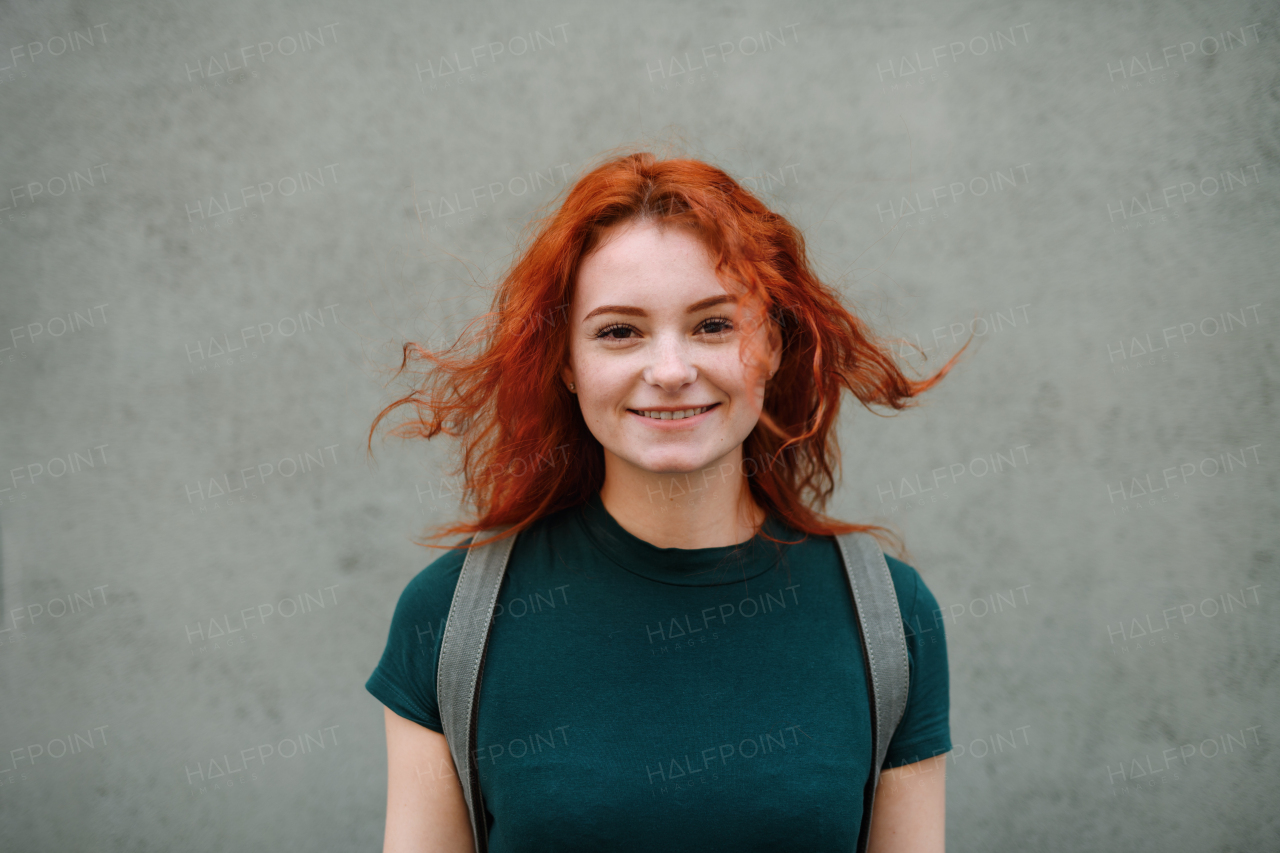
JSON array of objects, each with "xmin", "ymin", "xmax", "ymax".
[{"xmin": 597, "ymin": 446, "xmax": 766, "ymax": 549}]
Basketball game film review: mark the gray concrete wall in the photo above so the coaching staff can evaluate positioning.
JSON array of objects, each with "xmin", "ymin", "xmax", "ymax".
[{"xmin": 1, "ymin": 0, "xmax": 1275, "ymax": 849}]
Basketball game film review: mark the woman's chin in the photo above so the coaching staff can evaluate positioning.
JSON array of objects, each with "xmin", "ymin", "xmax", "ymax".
[{"xmin": 627, "ymin": 451, "xmax": 727, "ymax": 479}]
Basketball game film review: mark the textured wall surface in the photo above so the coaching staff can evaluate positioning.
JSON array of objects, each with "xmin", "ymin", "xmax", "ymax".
[{"xmin": 1, "ymin": 0, "xmax": 1276, "ymax": 850}]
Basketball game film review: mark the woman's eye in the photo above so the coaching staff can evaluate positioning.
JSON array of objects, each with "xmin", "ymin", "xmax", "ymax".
[
  {"xmin": 595, "ymin": 324, "xmax": 636, "ymax": 340},
  {"xmin": 700, "ymin": 316, "xmax": 733, "ymax": 335}
]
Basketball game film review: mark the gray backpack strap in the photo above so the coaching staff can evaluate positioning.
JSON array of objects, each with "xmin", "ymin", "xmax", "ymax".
[
  {"xmin": 834, "ymin": 531, "xmax": 910, "ymax": 853},
  {"xmin": 437, "ymin": 526, "xmax": 516, "ymax": 853}
]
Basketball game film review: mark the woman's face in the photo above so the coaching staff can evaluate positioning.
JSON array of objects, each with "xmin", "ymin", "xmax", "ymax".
[{"xmin": 561, "ymin": 219, "xmax": 781, "ymax": 478}]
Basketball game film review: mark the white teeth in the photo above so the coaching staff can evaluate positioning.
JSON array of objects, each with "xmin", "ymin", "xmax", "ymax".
[{"xmin": 637, "ymin": 405, "xmax": 712, "ymax": 420}]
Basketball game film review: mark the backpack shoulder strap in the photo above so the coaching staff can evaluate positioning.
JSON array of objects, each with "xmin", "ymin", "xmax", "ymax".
[
  {"xmin": 834, "ymin": 531, "xmax": 910, "ymax": 853},
  {"xmin": 437, "ymin": 526, "xmax": 516, "ymax": 853}
]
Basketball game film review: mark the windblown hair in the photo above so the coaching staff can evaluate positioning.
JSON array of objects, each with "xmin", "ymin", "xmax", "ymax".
[{"xmin": 368, "ymin": 150, "xmax": 966, "ymax": 553}]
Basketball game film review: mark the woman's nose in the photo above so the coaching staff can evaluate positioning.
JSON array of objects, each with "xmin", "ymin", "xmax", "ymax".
[{"xmin": 643, "ymin": 335, "xmax": 698, "ymax": 389}]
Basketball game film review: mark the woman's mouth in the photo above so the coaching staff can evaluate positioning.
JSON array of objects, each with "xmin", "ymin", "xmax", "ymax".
[{"xmin": 627, "ymin": 403, "xmax": 720, "ymax": 421}]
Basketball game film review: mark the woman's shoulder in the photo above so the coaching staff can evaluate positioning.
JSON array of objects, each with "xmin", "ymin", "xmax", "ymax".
[
  {"xmin": 805, "ymin": 528, "xmax": 939, "ymax": 620},
  {"xmin": 882, "ymin": 553, "xmax": 942, "ymax": 620},
  {"xmin": 389, "ymin": 539, "xmax": 474, "ymax": 617}
]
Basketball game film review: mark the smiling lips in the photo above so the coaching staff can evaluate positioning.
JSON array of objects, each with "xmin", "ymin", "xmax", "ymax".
[{"xmin": 629, "ymin": 404, "xmax": 718, "ymax": 420}]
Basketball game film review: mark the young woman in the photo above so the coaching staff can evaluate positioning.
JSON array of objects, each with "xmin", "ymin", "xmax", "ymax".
[{"xmin": 366, "ymin": 151, "xmax": 963, "ymax": 852}]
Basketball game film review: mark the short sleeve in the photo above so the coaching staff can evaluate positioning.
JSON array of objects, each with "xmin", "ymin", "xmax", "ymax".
[
  {"xmin": 881, "ymin": 555, "xmax": 952, "ymax": 768},
  {"xmin": 365, "ymin": 545, "xmax": 470, "ymax": 733}
]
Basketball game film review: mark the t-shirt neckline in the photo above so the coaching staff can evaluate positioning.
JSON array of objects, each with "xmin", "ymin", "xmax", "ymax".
[{"xmin": 573, "ymin": 491, "xmax": 790, "ymax": 586}]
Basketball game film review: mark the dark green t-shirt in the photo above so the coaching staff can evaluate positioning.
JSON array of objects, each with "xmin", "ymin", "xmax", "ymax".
[{"xmin": 367, "ymin": 492, "xmax": 951, "ymax": 851}]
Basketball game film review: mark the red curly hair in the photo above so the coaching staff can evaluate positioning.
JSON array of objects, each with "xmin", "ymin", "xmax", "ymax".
[{"xmin": 367, "ymin": 150, "xmax": 966, "ymax": 553}]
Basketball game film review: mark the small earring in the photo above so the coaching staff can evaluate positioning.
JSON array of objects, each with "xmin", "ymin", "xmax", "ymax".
[{"xmin": 569, "ymin": 382, "xmax": 576, "ymax": 392}]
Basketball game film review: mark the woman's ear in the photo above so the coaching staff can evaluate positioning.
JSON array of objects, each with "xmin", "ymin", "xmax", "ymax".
[
  {"xmin": 767, "ymin": 320, "xmax": 783, "ymax": 378},
  {"xmin": 560, "ymin": 364, "xmax": 575, "ymax": 391}
]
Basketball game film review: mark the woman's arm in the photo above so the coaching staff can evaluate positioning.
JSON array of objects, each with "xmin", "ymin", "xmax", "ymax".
[
  {"xmin": 382, "ymin": 706, "xmax": 476, "ymax": 853},
  {"xmin": 867, "ymin": 753, "xmax": 947, "ymax": 853}
]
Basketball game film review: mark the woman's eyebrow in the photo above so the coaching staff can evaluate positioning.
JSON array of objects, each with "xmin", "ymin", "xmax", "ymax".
[{"xmin": 581, "ymin": 294, "xmax": 738, "ymax": 323}]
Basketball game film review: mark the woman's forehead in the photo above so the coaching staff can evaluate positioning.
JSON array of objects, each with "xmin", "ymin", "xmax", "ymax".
[{"xmin": 573, "ymin": 227, "xmax": 764, "ymax": 309}]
